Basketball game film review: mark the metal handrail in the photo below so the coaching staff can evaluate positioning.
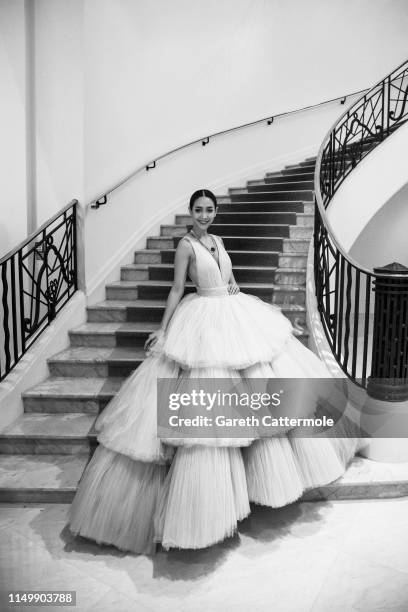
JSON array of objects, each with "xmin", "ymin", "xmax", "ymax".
[
  {"xmin": 314, "ymin": 57, "xmax": 408, "ymax": 223},
  {"xmin": 313, "ymin": 58, "xmax": 408, "ymax": 389},
  {"xmin": 0, "ymin": 200, "xmax": 78, "ymax": 265},
  {"xmin": 0, "ymin": 200, "xmax": 78, "ymax": 381},
  {"xmin": 88, "ymin": 87, "xmax": 369, "ymax": 209}
]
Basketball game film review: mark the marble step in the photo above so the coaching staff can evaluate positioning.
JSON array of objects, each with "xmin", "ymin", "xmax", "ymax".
[
  {"xmin": 279, "ymin": 168, "xmax": 315, "ymax": 177},
  {"xmin": 71, "ymin": 319, "xmax": 308, "ymax": 350},
  {"xmin": 230, "ymin": 180, "xmax": 314, "ymax": 192},
  {"xmin": 265, "ymin": 172, "xmax": 315, "ymax": 183},
  {"xmin": 0, "ymin": 454, "xmax": 90, "ymax": 503},
  {"xmin": 146, "ymin": 236, "xmax": 310, "ymax": 252},
  {"xmin": 286, "ymin": 161, "xmax": 316, "ymax": 169},
  {"xmin": 196, "ymin": 213, "xmax": 314, "ymax": 227},
  {"xmin": 160, "ymin": 223, "xmax": 297, "ymax": 238},
  {"xmin": 2, "ymin": 454, "xmax": 408, "ymax": 503},
  {"xmin": 249, "ymin": 174, "xmax": 314, "ymax": 185},
  {"xmin": 175, "ymin": 211, "xmax": 307, "ymax": 225},
  {"xmin": 218, "ymin": 190, "xmax": 314, "ymax": 203},
  {"xmin": 105, "ymin": 280, "xmax": 306, "ymax": 304},
  {"xmin": 0, "ymin": 413, "xmax": 97, "ymax": 454},
  {"xmin": 289, "ymin": 226, "xmax": 313, "ymax": 239},
  {"xmin": 23, "ymin": 377, "xmax": 126, "ymax": 414},
  {"xmin": 121, "ymin": 263, "xmax": 306, "ymax": 285},
  {"xmin": 217, "ymin": 201, "xmax": 314, "ymax": 214},
  {"xmin": 134, "ymin": 248, "xmax": 308, "ymax": 269},
  {"xmin": 48, "ymin": 346, "xmax": 146, "ymax": 378},
  {"xmin": 160, "ymin": 221, "xmax": 313, "ymax": 238},
  {"xmin": 70, "ymin": 321, "xmax": 162, "ymax": 347},
  {"xmin": 177, "ymin": 208, "xmax": 311, "ymax": 225},
  {"xmin": 249, "ymin": 173, "xmax": 314, "ymax": 184},
  {"xmin": 87, "ymin": 299, "xmax": 307, "ymax": 326}
]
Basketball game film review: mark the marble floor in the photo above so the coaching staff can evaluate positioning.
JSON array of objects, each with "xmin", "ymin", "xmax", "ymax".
[{"xmin": 1, "ymin": 498, "xmax": 408, "ymax": 612}]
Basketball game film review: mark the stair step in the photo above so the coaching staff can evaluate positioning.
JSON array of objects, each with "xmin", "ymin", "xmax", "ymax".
[
  {"xmin": 133, "ymin": 249, "xmax": 162, "ymax": 264},
  {"xmin": 2, "ymin": 455, "xmax": 408, "ymax": 503},
  {"xmin": 135, "ymin": 248, "xmax": 308, "ymax": 268},
  {"xmin": 105, "ymin": 280, "xmax": 306, "ymax": 305},
  {"xmin": 162, "ymin": 223, "xmax": 295, "ymax": 237},
  {"xmin": 23, "ymin": 377, "xmax": 125, "ymax": 414},
  {"xmin": 289, "ymin": 226, "xmax": 313, "ymax": 239},
  {"xmin": 161, "ymin": 223, "xmax": 302, "ymax": 238},
  {"xmin": 0, "ymin": 454, "xmax": 90, "ymax": 502},
  {"xmin": 147, "ymin": 235, "xmax": 309, "ymax": 252},
  {"xmin": 279, "ymin": 169, "xmax": 315, "ymax": 177},
  {"xmin": 0, "ymin": 413, "xmax": 97, "ymax": 454},
  {"xmin": 283, "ymin": 238, "xmax": 311, "ymax": 252},
  {"xmin": 231, "ymin": 180, "xmax": 314, "ymax": 192},
  {"xmin": 70, "ymin": 321, "xmax": 160, "ymax": 347},
  {"xmin": 175, "ymin": 211, "xmax": 306, "ymax": 225},
  {"xmin": 218, "ymin": 190, "xmax": 314, "ymax": 203},
  {"xmin": 48, "ymin": 346, "xmax": 146, "ymax": 378},
  {"xmin": 87, "ymin": 299, "xmax": 307, "ymax": 325},
  {"xmin": 217, "ymin": 202, "xmax": 314, "ymax": 214},
  {"xmin": 286, "ymin": 161, "xmax": 316, "ymax": 169},
  {"xmin": 73, "ymin": 318, "xmax": 308, "ymax": 351},
  {"xmin": 121, "ymin": 263, "xmax": 305, "ymax": 284},
  {"xmin": 248, "ymin": 175, "xmax": 314, "ymax": 185}
]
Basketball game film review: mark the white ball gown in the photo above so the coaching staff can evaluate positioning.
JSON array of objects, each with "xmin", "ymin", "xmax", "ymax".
[{"xmin": 68, "ymin": 233, "xmax": 358, "ymax": 554}]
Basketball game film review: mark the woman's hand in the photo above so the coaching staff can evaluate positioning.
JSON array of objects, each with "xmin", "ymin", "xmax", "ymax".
[
  {"xmin": 228, "ymin": 282, "xmax": 240, "ymax": 295},
  {"xmin": 144, "ymin": 328, "xmax": 165, "ymax": 352}
]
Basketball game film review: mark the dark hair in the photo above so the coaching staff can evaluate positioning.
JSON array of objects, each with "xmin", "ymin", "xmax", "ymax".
[{"xmin": 189, "ymin": 189, "xmax": 218, "ymax": 211}]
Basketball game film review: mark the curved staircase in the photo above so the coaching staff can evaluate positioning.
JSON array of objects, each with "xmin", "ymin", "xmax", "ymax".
[
  {"xmin": 0, "ymin": 158, "xmax": 315, "ymax": 502},
  {"xmin": 2, "ymin": 152, "xmax": 406, "ymax": 502}
]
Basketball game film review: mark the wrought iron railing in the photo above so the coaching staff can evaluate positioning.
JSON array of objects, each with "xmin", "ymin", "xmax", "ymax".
[
  {"xmin": 0, "ymin": 200, "xmax": 78, "ymax": 381},
  {"xmin": 314, "ymin": 58, "xmax": 408, "ymax": 394}
]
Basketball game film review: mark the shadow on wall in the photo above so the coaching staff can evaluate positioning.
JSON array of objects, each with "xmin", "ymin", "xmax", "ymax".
[
  {"xmin": 349, "ymin": 180, "xmax": 408, "ymax": 270},
  {"xmin": 0, "ymin": 225, "xmax": 12, "ymax": 260}
]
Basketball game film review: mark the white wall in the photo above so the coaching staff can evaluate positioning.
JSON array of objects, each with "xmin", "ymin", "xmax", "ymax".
[
  {"xmin": 3, "ymin": 0, "xmax": 408, "ymax": 271},
  {"xmin": 0, "ymin": 0, "xmax": 28, "ymax": 257},
  {"xmin": 83, "ymin": 0, "xmax": 408, "ymax": 201},
  {"xmin": 349, "ymin": 180, "xmax": 408, "ymax": 269},
  {"xmin": 34, "ymin": 0, "xmax": 85, "ymax": 227},
  {"xmin": 84, "ymin": 96, "xmax": 362, "ymax": 304},
  {"xmin": 326, "ymin": 121, "xmax": 408, "ymax": 256}
]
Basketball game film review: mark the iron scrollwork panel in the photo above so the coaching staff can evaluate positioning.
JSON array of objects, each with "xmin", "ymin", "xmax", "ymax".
[
  {"xmin": 20, "ymin": 213, "xmax": 76, "ymax": 340},
  {"xmin": 0, "ymin": 202, "xmax": 77, "ymax": 381}
]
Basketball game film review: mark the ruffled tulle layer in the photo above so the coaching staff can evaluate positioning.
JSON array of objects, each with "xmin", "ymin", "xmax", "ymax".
[
  {"xmin": 95, "ymin": 333, "xmax": 347, "ymax": 456},
  {"xmin": 68, "ymin": 431, "xmax": 358, "ymax": 553},
  {"xmin": 68, "ymin": 292, "xmax": 359, "ymax": 554},
  {"xmin": 95, "ymin": 352, "xmax": 179, "ymax": 462},
  {"xmin": 162, "ymin": 291, "xmax": 293, "ymax": 369},
  {"xmin": 68, "ymin": 445, "xmax": 166, "ymax": 555}
]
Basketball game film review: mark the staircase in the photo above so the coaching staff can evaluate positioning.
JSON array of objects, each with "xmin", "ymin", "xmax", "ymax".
[{"xmin": 0, "ymin": 156, "xmax": 333, "ymax": 501}]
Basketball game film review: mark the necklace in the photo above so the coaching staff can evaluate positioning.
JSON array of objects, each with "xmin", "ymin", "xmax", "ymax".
[{"xmin": 190, "ymin": 230, "xmax": 217, "ymax": 257}]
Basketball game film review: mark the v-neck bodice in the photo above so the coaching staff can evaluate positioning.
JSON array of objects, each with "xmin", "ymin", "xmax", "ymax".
[{"xmin": 184, "ymin": 233, "xmax": 232, "ymax": 292}]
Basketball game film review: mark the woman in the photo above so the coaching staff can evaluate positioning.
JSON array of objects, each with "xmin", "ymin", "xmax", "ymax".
[{"xmin": 68, "ymin": 189, "xmax": 358, "ymax": 554}]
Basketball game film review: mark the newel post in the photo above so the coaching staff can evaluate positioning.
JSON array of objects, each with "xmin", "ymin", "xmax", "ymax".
[{"xmin": 367, "ymin": 262, "xmax": 408, "ymax": 401}]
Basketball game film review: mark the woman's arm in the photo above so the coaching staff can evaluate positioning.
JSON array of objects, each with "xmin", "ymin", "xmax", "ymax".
[
  {"xmin": 144, "ymin": 239, "xmax": 191, "ymax": 350},
  {"xmin": 228, "ymin": 269, "xmax": 240, "ymax": 294}
]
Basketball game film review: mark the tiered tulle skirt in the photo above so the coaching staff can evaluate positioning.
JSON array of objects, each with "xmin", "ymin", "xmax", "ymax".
[{"xmin": 68, "ymin": 291, "xmax": 359, "ymax": 553}]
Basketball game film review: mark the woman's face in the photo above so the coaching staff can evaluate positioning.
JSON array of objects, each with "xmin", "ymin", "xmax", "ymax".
[{"xmin": 190, "ymin": 196, "xmax": 217, "ymax": 231}]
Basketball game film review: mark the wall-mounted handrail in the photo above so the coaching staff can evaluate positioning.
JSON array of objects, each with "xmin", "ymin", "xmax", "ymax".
[
  {"xmin": 88, "ymin": 87, "xmax": 369, "ymax": 210},
  {"xmin": 314, "ymin": 58, "xmax": 408, "ymax": 393},
  {"xmin": 0, "ymin": 200, "xmax": 78, "ymax": 381}
]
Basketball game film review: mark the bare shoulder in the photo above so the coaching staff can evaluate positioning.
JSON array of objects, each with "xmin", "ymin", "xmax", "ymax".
[{"xmin": 176, "ymin": 236, "xmax": 193, "ymax": 257}]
